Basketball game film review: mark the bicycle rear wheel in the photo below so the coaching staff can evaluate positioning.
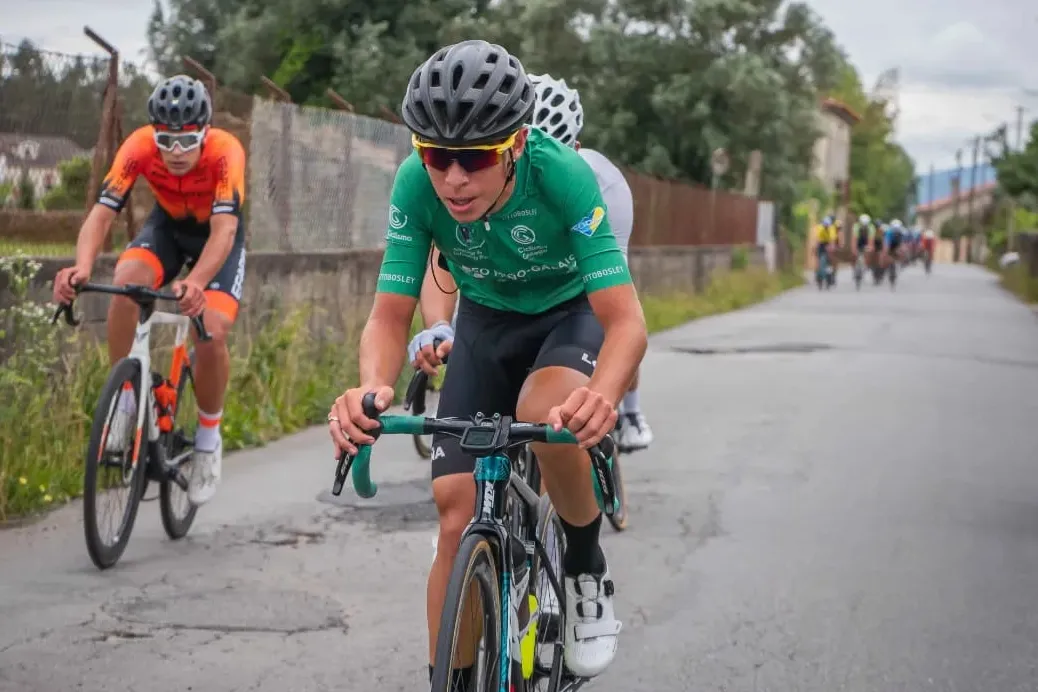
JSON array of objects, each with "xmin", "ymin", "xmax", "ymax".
[
  {"xmin": 160, "ymin": 357, "xmax": 199, "ymax": 539},
  {"xmin": 432, "ymin": 533, "xmax": 503, "ymax": 692},
  {"xmin": 83, "ymin": 358, "xmax": 149, "ymax": 570}
]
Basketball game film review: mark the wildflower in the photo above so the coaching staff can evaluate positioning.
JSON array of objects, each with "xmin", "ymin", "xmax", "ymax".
[{"xmin": 18, "ymin": 477, "xmax": 27, "ymax": 485}]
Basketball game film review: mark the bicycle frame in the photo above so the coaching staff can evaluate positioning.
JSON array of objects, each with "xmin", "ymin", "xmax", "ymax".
[
  {"xmin": 332, "ymin": 401, "xmax": 616, "ymax": 692},
  {"xmin": 54, "ymin": 282, "xmax": 209, "ymax": 471},
  {"xmin": 123, "ymin": 306, "xmax": 193, "ymax": 469}
]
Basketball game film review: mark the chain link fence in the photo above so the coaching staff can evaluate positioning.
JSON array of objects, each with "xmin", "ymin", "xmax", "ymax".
[
  {"xmin": 0, "ymin": 41, "xmax": 154, "ymax": 255},
  {"xmin": 246, "ymin": 98, "xmax": 411, "ymax": 252}
]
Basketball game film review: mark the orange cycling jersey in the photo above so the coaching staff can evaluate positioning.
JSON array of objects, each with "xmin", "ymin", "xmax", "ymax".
[{"xmin": 99, "ymin": 125, "xmax": 246, "ymax": 224}]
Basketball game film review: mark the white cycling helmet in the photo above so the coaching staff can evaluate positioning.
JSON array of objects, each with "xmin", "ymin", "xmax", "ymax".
[
  {"xmin": 528, "ymin": 73, "xmax": 584, "ymax": 148},
  {"xmin": 859, "ymin": 214, "xmax": 871, "ymax": 225}
]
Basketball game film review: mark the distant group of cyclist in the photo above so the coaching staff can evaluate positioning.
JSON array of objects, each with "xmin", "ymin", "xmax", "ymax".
[{"xmin": 814, "ymin": 212, "xmax": 937, "ymax": 288}]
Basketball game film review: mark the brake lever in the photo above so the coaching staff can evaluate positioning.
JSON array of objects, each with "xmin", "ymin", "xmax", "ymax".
[
  {"xmin": 191, "ymin": 312, "xmax": 213, "ymax": 342},
  {"xmin": 51, "ymin": 302, "xmax": 80, "ymax": 327}
]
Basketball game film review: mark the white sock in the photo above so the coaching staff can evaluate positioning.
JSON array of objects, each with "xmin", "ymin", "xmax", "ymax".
[
  {"xmin": 194, "ymin": 409, "xmax": 222, "ymax": 452},
  {"xmin": 622, "ymin": 390, "xmax": 640, "ymax": 413}
]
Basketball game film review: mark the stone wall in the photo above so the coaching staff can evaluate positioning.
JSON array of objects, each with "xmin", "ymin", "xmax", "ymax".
[{"xmin": 6, "ymin": 245, "xmax": 764, "ymax": 342}]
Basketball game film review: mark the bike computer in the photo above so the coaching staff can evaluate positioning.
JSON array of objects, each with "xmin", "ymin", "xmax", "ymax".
[{"xmin": 459, "ymin": 422, "xmax": 505, "ymax": 455}]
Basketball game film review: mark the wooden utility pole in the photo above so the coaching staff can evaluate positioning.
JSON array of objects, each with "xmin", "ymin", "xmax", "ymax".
[
  {"xmin": 1008, "ymin": 106, "xmax": 1026, "ymax": 250},
  {"xmin": 965, "ymin": 136, "xmax": 980, "ymax": 263}
]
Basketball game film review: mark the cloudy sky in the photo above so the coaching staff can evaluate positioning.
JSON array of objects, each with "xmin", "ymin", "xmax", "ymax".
[{"xmin": 5, "ymin": 0, "xmax": 1036, "ymax": 172}]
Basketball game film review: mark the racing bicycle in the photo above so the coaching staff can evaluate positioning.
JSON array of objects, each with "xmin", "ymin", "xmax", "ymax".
[
  {"xmin": 403, "ymin": 348, "xmax": 628, "ymax": 532},
  {"xmin": 332, "ymin": 394, "xmax": 620, "ymax": 692},
  {"xmin": 53, "ymin": 282, "xmax": 210, "ymax": 569}
]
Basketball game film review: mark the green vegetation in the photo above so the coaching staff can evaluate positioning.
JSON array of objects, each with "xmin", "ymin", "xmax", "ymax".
[
  {"xmin": 643, "ymin": 267, "xmax": 804, "ymax": 334},
  {"xmin": 40, "ymin": 156, "xmax": 91, "ymax": 211},
  {"xmin": 0, "ymin": 240, "xmax": 78, "ymax": 256},
  {"xmin": 0, "ymin": 252, "xmax": 801, "ymax": 522}
]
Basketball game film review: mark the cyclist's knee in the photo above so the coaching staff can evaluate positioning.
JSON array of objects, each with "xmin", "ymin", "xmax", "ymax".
[
  {"xmin": 112, "ymin": 258, "xmax": 157, "ymax": 288},
  {"xmin": 197, "ymin": 291, "xmax": 238, "ymax": 344},
  {"xmin": 432, "ymin": 474, "xmax": 475, "ymax": 557},
  {"xmin": 517, "ymin": 366, "xmax": 589, "ymax": 423}
]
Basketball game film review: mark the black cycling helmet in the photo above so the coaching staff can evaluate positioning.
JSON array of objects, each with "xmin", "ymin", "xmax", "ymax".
[
  {"xmin": 147, "ymin": 75, "xmax": 212, "ymax": 131},
  {"xmin": 401, "ymin": 40, "xmax": 536, "ymax": 147}
]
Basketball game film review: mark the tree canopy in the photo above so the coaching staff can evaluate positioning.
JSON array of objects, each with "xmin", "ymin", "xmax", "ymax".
[
  {"xmin": 146, "ymin": 0, "xmax": 915, "ymax": 212},
  {"xmin": 0, "ymin": 40, "xmax": 154, "ymax": 150},
  {"xmin": 990, "ymin": 121, "xmax": 1038, "ymax": 207},
  {"xmin": 0, "ymin": 0, "xmax": 916, "ymax": 222}
]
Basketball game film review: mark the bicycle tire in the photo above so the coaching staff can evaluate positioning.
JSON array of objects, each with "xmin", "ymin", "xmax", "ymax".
[
  {"xmin": 605, "ymin": 451, "xmax": 629, "ymax": 532},
  {"xmin": 83, "ymin": 357, "xmax": 149, "ymax": 570},
  {"xmin": 532, "ymin": 494, "xmax": 567, "ymax": 692},
  {"xmin": 160, "ymin": 359, "xmax": 199, "ymax": 540},
  {"xmin": 431, "ymin": 533, "xmax": 504, "ymax": 692}
]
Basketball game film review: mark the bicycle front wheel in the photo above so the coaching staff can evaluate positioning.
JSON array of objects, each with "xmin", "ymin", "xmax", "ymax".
[
  {"xmin": 432, "ymin": 533, "xmax": 504, "ymax": 692},
  {"xmin": 606, "ymin": 451, "xmax": 629, "ymax": 532},
  {"xmin": 160, "ymin": 355, "xmax": 199, "ymax": 540},
  {"xmin": 83, "ymin": 357, "xmax": 149, "ymax": 570}
]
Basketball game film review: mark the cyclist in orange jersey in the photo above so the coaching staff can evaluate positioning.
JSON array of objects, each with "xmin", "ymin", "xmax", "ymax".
[{"xmin": 53, "ymin": 75, "xmax": 247, "ymax": 506}]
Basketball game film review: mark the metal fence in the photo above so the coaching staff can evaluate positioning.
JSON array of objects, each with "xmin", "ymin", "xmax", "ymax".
[
  {"xmin": 244, "ymin": 96, "xmax": 763, "ymax": 251},
  {"xmin": 246, "ymin": 98, "xmax": 411, "ymax": 252}
]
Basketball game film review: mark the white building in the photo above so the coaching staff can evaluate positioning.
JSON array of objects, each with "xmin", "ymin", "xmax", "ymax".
[{"xmin": 0, "ymin": 133, "xmax": 90, "ymax": 206}]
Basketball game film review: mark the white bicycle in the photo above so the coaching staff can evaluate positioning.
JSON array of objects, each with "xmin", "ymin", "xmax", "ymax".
[{"xmin": 53, "ymin": 282, "xmax": 210, "ymax": 570}]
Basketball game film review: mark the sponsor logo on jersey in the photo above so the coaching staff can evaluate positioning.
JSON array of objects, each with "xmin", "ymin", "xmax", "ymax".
[
  {"xmin": 510, "ymin": 225, "xmax": 536, "ymax": 245},
  {"xmin": 455, "ymin": 224, "xmax": 486, "ymax": 250},
  {"xmin": 571, "ymin": 206, "xmax": 606, "ymax": 237},
  {"xmin": 388, "ymin": 204, "xmax": 407, "ymax": 229},
  {"xmin": 505, "ymin": 208, "xmax": 538, "ymax": 219},
  {"xmin": 379, "ymin": 272, "xmax": 418, "ymax": 285},
  {"xmin": 582, "ymin": 264, "xmax": 625, "ymax": 284}
]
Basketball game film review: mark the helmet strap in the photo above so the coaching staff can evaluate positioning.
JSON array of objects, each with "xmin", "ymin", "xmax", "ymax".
[{"xmin": 479, "ymin": 149, "xmax": 517, "ymax": 230}]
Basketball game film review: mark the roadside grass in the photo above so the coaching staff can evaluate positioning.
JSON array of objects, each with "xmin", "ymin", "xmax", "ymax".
[
  {"xmin": 642, "ymin": 266, "xmax": 804, "ymax": 333},
  {"xmin": 990, "ymin": 259, "xmax": 1038, "ymax": 304},
  {"xmin": 1, "ymin": 257, "xmax": 801, "ymax": 521}
]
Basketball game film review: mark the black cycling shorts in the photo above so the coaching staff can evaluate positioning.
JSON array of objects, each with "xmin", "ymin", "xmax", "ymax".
[
  {"xmin": 117, "ymin": 205, "xmax": 247, "ymax": 320},
  {"xmin": 430, "ymin": 293, "xmax": 605, "ymax": 480},
  {"xmin": 856, "ymin": 235, "xmax": 870, "ymax": 250}
]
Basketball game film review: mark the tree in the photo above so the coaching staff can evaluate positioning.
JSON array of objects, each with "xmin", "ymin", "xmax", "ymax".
[
  {"xmin": 147, "ymin": 0, "xmax": 863, "ymax": 208},
  {"xmin": 16, "ymin": 169, "xmax": 36, "ymax": 210},
  {"xmin": 827, "ymin": 63, "xmax": 916, "ymax": 220},
  {"xmin": 40, "ymin": 156, "xmax": 92, "ymax": 211},
  {"xmin": 991, "ymin": 120, "xmax": 1038, "ymax": 205},
  {"xmin": 0, "ymin": 40, "xmax": 156, "ymax": 149}
]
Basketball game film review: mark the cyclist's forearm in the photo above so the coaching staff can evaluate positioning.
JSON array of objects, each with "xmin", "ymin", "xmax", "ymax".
[
  {"xmin": 74, "ymin": 204, "xmax": 117, "ymax": 268},
  {"xmin": 589, "ymin": 317, "xmax": 647, "ymax": 406},
  {"xmin": 185, "ymin": 216, "xmax": 237, "ymax": 286},
  {"xmin": 359, "ymin": 313, "xmax": 410, "ymax": 390}
]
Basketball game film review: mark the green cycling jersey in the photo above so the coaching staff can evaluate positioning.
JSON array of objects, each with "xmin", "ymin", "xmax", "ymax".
[{"xmin": 375, "ymin": 127, "xmax": 632, "ymax": 314}]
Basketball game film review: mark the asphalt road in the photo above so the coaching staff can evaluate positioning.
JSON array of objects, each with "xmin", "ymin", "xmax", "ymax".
[{"xmin": 3, "ymin": 262, "xmax": 1038, "ymax": 692}]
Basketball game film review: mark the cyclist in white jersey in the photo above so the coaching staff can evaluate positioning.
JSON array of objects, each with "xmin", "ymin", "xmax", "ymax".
[{"xmin": 527, "ymin": 73, "xmax": 651, "ymax": 453}]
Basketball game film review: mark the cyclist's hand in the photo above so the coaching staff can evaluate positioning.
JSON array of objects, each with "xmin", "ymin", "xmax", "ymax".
[
  {"xmin": 172, "ymin": 280, "xmax": 206, "ymax": 317},
  {"xmin": 53, "ymin": 264, "xmax": 90, "ymax": 304},
  {"xmin": 548, "ymin": 386, "xmax": 618, "ymax": 449},
  {"xmin": 328, "ymin": 384, "xmax": 395, "ymax": 456},
  {"xmin": 407, "ymin": 321, "xmax": 454, "ymax": 376}
]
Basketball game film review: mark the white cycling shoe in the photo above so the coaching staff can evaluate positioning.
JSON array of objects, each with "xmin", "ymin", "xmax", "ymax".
[
  {"xmin": 563, "ymin": 567, "xmax": 622, "ymax": 678},
  {"xmin": 618, "ymin": 411, "xmax": 653, "ymax": 452},
  {"xmin": 188, "ymin": 438, "xmax": 222, "ymax": 506}
]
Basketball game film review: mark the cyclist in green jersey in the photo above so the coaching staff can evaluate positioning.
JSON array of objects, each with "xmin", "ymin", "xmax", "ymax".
[{"xmin": 328, "ymin": 41, "xmax": 646, "ymax": 685}]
